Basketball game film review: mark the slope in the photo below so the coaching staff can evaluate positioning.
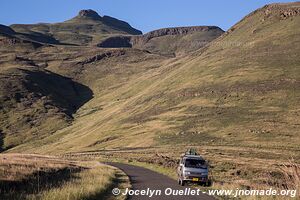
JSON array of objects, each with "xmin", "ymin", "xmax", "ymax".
[
  {"xmin": 0, "ymin": 24, "xmax": 44, "ymax": 51},
  {"xmin": 14, "ymin": 2, "xmax": 300, "ymax": 154},
  {"xmin": 0, "ymin": 66, "xmax": 93, "ymax": 150}
]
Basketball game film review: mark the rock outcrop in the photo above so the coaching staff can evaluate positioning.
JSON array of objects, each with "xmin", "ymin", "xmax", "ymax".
[
  {"xmin": 263, "ymin": 2, "xmax": 300, "ymax": 20},
  {"xmin": 78, "ymin": 9, "xmax": 102, "ymax": 20},
  {"xmin": 96, "ymin": 26, "xmax": 224, "ymax": 55},
  {"xmin": 78, "ymin": 49, "xmax": 127, "ymax": 65},
  {"xmin": 72, "ymin": 9, "xmax": 142, "ymax": 35},
  {"xmin": 130, "ymin": 26, "xmax": 223, "ymax": 45}
]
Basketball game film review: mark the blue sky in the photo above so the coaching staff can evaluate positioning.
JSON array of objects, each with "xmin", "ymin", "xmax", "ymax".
[{"xmin": 0, "ymin": 0, "xmax": 296, "ymax": 33}]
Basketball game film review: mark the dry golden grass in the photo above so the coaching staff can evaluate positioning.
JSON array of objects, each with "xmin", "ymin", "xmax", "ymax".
[
  {"xmin": 0, "ymin": 153, "xmax": 128, "ymax": 200},
  {"xmin": 33, "ymin": 165, "xmax": 115, "ymax": 200},
  {"xmin": 65, "ymin": 146, "xmax": 299, "ymax": 199},
  {"xmin": 279, "ymin": 161, "xmax": 300, "ymax": 197},
  {"xmin": 0, "ymin": 153, "xmax": 78, "ymax": 181}
]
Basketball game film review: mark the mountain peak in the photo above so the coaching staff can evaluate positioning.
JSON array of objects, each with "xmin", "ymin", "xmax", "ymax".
[{"xmin": 78, "ymin": 9, "xmax": 101, "ymax": 20}]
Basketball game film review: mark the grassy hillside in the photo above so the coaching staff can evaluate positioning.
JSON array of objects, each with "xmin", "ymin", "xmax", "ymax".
[
  {"xmin": 0, "ymin": 29, "xmax": 44, "ymax": 51},
  {"xmin": 97, "ymin": 26, "xmax": 224, "ymax": 56},
  {"xmin": 13, "ymin": 2, "xmax": 299, "ymax": 154}
]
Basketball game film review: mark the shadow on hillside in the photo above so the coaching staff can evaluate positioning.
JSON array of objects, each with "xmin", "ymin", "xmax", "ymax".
[
  {"xmin": 0, "ymin": 167, "xmax": 84, "ymax": 199},
  {"xmin": 19, "ymin": 68, "xmax": 94, "ymax": 116},
  {"xmin": 19, "ymin": 32, "xmax": 60, "ymax": 45},
  {"xmin": 18, "ymin": 33, "xmax": 79, "ymax": 46}
]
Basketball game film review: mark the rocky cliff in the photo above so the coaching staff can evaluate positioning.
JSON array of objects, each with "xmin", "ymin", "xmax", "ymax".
[{"xmin": 97, "ymin": 26, "xmax": 224, "ymax": 56}]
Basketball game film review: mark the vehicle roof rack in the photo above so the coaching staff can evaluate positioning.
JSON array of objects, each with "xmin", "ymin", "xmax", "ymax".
[
  {"xmin": 185, "ymin": 148, "xmax": 198, "ymax": 155},
  {"xmin": 181, "ymin": 148, "xmax": 202, "ymax": 158}
]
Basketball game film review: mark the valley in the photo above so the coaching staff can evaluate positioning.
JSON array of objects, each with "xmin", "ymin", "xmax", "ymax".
[{"xmin": 0, "ymin": 2, "xmax": 299, "ymax": 199}]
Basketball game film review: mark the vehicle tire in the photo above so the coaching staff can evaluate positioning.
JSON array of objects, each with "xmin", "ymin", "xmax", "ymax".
[
  {"xmin": 206, "ymin": 179, "xmax": 212, "ymax": 187},
  {"xmin": 180, "ymin": 179, "xmax": 185, "ymax": 186}
]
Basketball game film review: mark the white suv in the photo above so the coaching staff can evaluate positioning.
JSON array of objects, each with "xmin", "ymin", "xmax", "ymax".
[{"xmin": 177, "ymin": 154, "xmax": 209, "ymax": 186}]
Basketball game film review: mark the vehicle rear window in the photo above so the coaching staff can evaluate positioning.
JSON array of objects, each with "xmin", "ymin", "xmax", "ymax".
[{"xmin": 185, "ymin": 159, "xmax": 205, "ymax": 168}]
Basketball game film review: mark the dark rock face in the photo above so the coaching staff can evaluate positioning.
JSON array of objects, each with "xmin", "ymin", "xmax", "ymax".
[
  {"xmin": 129, "ymin": 26, "xmax": 224, "ymax": 55},
  {"xmin": 0, "ymin": 24, "xmax": 16, "ymax": 35},
  {"xmin": 131, "ymin": 26, "xmax": 224, "ymax": 45},
  {"xmin": 102, "ymin": 16, "xmax": 142, "ymax": 35},
  {"xmin": 97, "ymin": 36, "xmax": 132, "ymax": 48},
  {"xmin": 78, "ymin": 9, "xmax": 102, "ymax": 20}
]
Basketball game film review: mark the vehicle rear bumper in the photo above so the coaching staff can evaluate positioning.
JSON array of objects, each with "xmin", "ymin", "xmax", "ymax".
[{"xmin": 183, "ymin": 176, "xmax": 208, "ymax": 183}]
